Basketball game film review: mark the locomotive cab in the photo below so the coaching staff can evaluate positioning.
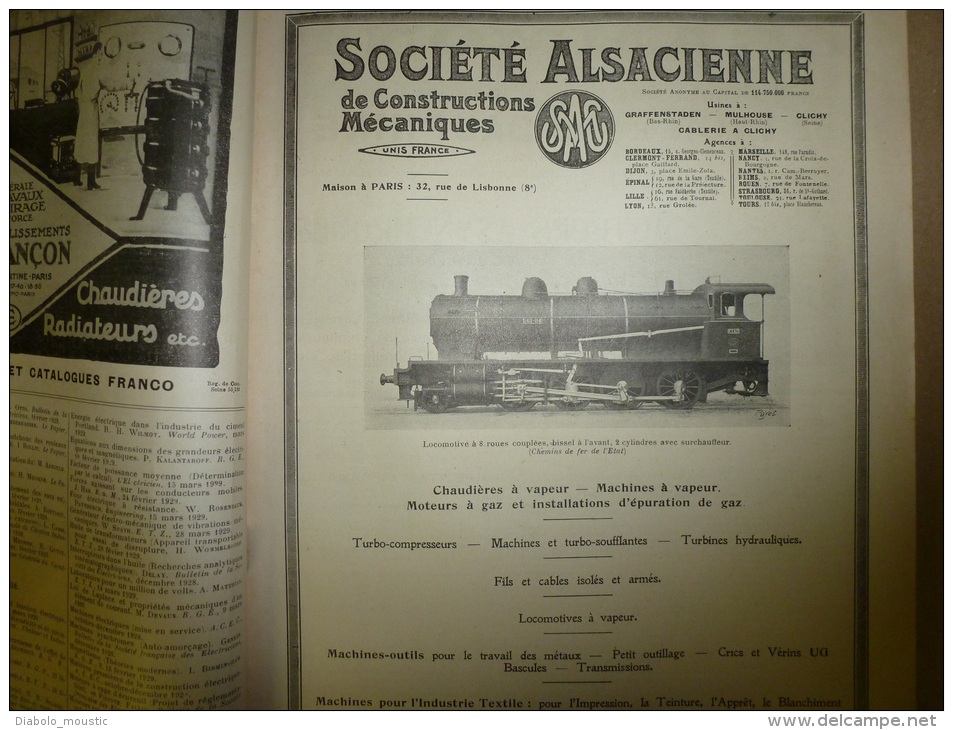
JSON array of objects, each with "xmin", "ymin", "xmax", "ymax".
[{"xmin": 697, "ymin": 281, "xmax": 775, "ymax": 396}]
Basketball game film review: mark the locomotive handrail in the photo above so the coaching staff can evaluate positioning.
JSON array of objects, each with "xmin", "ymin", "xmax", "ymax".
[
  {"xmin": 598, "ymin": 288, "xmax": 694, "ymax": 296},
  {"xmin": 577, "ymin": 324, "xmax": 705, "ymax": 347}
]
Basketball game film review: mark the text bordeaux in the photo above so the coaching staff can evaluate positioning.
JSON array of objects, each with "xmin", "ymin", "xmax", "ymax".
[{"xmin": 335, "ymin": 38, "xmax": 814, "ymax": 85}]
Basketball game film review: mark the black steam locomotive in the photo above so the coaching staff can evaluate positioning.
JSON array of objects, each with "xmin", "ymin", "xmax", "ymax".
[{"xmin": 380, "ymin": 275, "xmax": 775, "ymax": 412}]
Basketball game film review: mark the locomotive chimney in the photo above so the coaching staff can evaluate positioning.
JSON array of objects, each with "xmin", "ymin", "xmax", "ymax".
[
  {"xmin": 664, "ymin": 279, "xmax": 676, "ymax": 295},
  {"xmin": 453, "ymin": 275, "xmax": 469, "ymax": 296}
]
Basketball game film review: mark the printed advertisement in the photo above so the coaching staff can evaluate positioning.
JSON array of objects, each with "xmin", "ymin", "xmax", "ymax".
[
  {"xmin": 281, "ymin": 11, "xmax": 890, "ymax": 711},
  {"xmin": 10, "ymin": 11, "xmax": 236, "ymax": 367},
  {"xmin": 9, "ymin": 10, "xmax": 252, "ymax": 710}
]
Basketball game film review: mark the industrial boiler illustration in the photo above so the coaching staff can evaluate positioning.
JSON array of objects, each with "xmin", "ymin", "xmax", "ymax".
[
  {"xmin": 10, "ymin": 14, "xmax": 222, "ymax": 235},
  {"xmin": 9, "ymin": 12, "xmax": 234, "ymax": 368},
  {"xmin": 380, "ymin": 273, "xmax": 776, "ymax": 413}
]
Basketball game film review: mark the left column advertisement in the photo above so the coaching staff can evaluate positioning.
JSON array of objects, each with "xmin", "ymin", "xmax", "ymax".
[{"xmin": 10, "ymin": 11, "xmax": 252, "ymax": 709}]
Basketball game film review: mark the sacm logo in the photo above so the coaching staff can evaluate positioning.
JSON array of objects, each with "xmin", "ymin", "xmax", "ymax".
[{"xmin": 535, "ymin": 90, "xmax": 614, "ymax": 169}]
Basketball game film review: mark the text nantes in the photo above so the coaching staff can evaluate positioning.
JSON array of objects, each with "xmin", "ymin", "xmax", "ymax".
[{"xmin": 334, "ymin": 38, "xmax": 814, "ymax": 85}]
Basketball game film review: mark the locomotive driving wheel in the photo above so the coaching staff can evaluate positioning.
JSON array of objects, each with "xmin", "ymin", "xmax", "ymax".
[
  {"xmin": 656, "ymin": 367, "xmax": 704, "ymax": 409},
  {"xmin": 604, "ymin": 382, "xmax": 645, "ymax": 410},
  {"xmin": 550, "ymin": 373, "xmax": 589, "ymax": 411},
  {"xmin": 740, "ymin": 379, "xmax": 760, "ymax": 396},
  {"xmin": 419, "ymin": 390, "xmax": 451, "ymax": 413},
  {"xmin": 598, "ymin": 368, "xmax": 644, "ymax": 410}
]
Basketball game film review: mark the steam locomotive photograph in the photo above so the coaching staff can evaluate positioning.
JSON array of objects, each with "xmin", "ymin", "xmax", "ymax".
[{"xmin": 366, "ymin": 246, "xmax": 790, "ymax": 428}]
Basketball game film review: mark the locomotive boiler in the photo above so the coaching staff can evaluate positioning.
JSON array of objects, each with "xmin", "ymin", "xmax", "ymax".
[{"xmin": 380, "ymin": 275, "xmax": 775, "ymax": 412}]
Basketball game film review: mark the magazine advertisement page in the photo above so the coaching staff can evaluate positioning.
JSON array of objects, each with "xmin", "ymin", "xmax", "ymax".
[
  {"xmin": 9, "ymin": 10, "xmax": 254, "ymax": 709},
  {"xmin": 271, "ymin": 10, "xmax": 916, "ymax": 713}
]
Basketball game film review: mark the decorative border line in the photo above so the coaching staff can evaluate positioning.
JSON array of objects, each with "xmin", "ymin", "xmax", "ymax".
[{"xmin": 282, "ymin": 10, "xmax": 869, "ymax": 711}]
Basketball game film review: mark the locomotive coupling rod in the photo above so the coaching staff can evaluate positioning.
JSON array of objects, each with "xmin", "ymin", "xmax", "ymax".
[
  {"xmin": 521, "ymin": 386, "xmax": 627, "ymax": 403},
  {"xmin": 519, "ymin": 386, "xmax": 681, "ymax": 403},
  {"xmin": 500, "ymin": 367, "xmax": 568, "ymax": 374}
]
